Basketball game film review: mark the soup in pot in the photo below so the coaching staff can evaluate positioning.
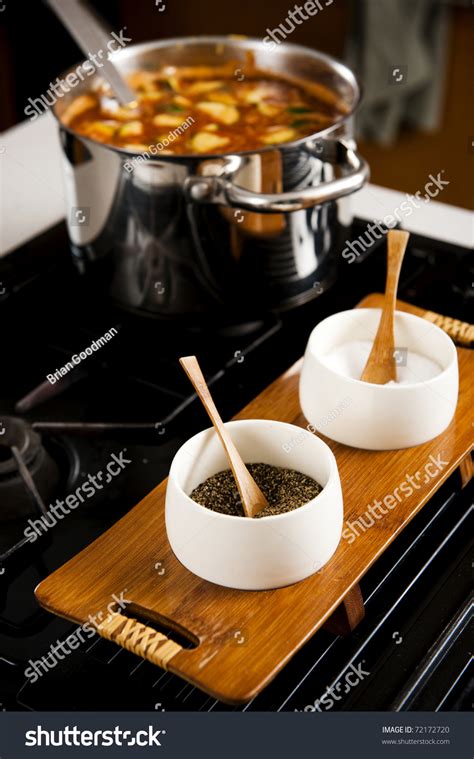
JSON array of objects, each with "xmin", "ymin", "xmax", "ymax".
[{"xmin": 60, "ymin": 61, "xmax": 348, "ymax": 155}]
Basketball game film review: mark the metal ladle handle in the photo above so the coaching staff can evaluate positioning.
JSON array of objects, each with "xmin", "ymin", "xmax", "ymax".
[{"xmin": 45, "ymin": 0, "xmax": 137, "ymax": 106}]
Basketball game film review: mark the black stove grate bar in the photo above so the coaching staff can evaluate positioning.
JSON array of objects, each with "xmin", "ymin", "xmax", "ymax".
[
  {"xmin": 10, "ymin": 445, "xmax": 47, "ymax": 516},
  {"xmin": 28, "ymin": 367, "xmax": 230, "ymax": 438},
  {"xmin": 390, "ymin": 593, "xmax": 474, "ymax": 711},
  {"xmin": 15, "ymin": 366, "xmax": 90, "ymax": 414},
  {"xmin": 0, "ymin": 535, "xmax": 33, "ymax": 565},
  {"xmin": 435, "ymin": 658, "xmax": 473, "ymax": 711},
  {"xmin": 31, "ymin": 421, "xmax": 160, "ymax": 435}
]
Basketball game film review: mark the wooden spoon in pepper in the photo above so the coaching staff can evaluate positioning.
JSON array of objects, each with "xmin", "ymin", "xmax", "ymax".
[{"xmin": 179, "ymin": 355, "xmax": 270, "ymax": 518}]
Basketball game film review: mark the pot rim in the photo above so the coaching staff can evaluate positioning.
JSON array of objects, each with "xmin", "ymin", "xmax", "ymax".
[{"xmin": 52, "ymin": 34, "xmax": 362, "ymax": 162}]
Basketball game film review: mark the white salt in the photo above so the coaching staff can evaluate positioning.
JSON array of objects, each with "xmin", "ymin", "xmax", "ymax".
[{"xmin": 323, "ymin": 340, "xmax": 442, "ymax": 385}]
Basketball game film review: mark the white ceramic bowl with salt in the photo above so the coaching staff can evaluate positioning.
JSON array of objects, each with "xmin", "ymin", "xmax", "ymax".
[{"xmin": 299, "ymin": 309, "xmax": 458, "ymax": 450}]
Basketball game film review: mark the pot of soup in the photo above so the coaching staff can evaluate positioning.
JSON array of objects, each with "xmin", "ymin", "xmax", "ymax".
[{"xmin": 53, "ymin": 36, "xmax": 368, "ymax": 322}]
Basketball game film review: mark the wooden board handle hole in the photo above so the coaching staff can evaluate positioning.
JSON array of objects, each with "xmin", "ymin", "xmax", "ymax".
[{"xmin": 97, "ymin": 605, "xmax": 199, "ymax": 670}]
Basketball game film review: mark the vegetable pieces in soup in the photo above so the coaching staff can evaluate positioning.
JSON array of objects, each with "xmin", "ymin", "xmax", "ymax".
[{"xmin": 61, "ymin": 63, "xmax": 346, "ymax": 155}]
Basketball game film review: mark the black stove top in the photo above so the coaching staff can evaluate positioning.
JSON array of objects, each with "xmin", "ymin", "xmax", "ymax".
[{"xmin": 0, "ymin": 220, "xmax": 472, "ymax": 712}]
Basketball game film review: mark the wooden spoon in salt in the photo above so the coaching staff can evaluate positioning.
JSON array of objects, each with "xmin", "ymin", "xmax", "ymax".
[{"xmin": 360, "ymin": 229, "xmax": 410, "ymax": 384}]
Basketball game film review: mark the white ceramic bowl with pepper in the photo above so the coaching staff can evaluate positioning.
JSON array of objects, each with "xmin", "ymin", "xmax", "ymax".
[
  {"xmin": 165, "ymin": 419, "xmax": 343, "ymax": 590},
  {"xmin": 300, "ymin": 309, "xmax": 459, "ymax": 450}
]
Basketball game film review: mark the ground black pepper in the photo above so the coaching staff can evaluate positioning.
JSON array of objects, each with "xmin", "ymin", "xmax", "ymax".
[{"xmin": 190, "ymin": 463, "xmax": 322, "ymax": 518}]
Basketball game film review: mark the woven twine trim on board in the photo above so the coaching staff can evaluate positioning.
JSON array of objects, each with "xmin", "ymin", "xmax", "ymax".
[
  {"xmin": 98, "ymin": 613, "xmax": 182, "ymax": 669},
  {"xmin": 424, "ymin": 311, "xmax": 474, "ymax": 347}
]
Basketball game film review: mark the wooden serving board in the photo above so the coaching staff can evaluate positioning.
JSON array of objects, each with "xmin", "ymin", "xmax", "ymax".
[{"xmin": 35, "ymin": 295, "xmax": 473, "ymax": 704}]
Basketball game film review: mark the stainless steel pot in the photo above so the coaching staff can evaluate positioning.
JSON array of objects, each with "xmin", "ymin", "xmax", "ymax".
[{"xmin": 54, "ymin": 36, "xmax": 369, "ymax": 322}]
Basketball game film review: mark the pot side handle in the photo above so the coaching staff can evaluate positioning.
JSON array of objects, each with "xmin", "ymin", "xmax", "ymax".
[{"xmin": 186, "ymin": 140, "xmax": 369, "ymax": 214}]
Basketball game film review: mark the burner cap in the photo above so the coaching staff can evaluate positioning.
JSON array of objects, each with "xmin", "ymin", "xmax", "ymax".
[
  {"xmin": 0, "ymin": 416, "xmax": 42, "ymax": 475},
  {"xmin": 0, "ymin": 416, "xmax": 59, "ymax": 521}
]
